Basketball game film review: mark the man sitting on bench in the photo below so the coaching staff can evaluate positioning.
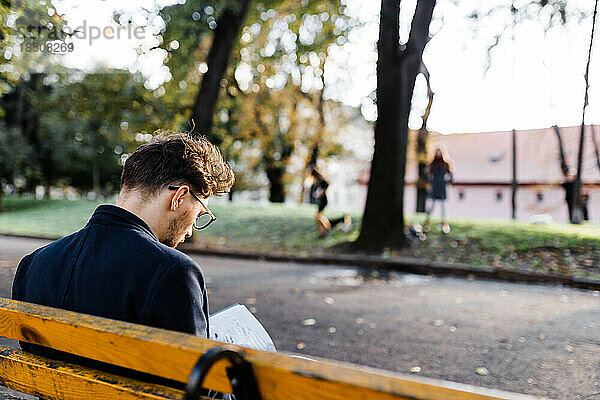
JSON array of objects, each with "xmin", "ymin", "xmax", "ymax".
[{"xmin": 12, "ymin": 131, "xmax": 234, "ymax": 359}]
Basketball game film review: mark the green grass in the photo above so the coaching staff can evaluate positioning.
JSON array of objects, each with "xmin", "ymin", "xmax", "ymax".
[
  {"xmin": 0, "ymin": 196, "xmax": 104, "ymax": 238},
  {"xmin": 1, "ymin": 196, "xmax": 599, "ymax": 278},
  {"xmin": 411, "ymin": 214, "xmax": 600, "ymax": 252},
  {"xmin": 193, "ymin": 201, "xmax": 361, "ymax": 256}
]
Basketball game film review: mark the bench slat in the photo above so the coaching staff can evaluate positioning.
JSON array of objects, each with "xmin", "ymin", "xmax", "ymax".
[
  {"xmin": 0, "ymin": 299, "xmax": 538, "ymax": 400},
  {"xmin": 0, "ymin": 346, "xmax": 186, "ymax": 400}
]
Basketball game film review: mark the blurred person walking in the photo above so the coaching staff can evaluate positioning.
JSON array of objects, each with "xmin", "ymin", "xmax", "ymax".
[
  {"xmin": 424, "ymin": 148, "xmax": 453, "ymax": 234},
  {"xmin": 581, "ymin": 192, "xmax": 590, "ymax": 221},
  {"xmin": 310, "ymin": 168, "xmax": 351, "ymax": 237},
  {"xmin": 562, "ymin": 171, "xmax": 577, "ymax": 223}
]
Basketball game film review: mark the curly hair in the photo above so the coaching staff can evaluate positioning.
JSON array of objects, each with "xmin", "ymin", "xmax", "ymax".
[{"xmin": 121, "ymin": 130, "xmax": 234, "ymax": 198}]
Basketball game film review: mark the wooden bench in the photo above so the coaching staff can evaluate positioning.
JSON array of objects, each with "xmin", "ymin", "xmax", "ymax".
[{"xmin": 0, "ymin": 298, "xmax": 540, "ymax": 400}]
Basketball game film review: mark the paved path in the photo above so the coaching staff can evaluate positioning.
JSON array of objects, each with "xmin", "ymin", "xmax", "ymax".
[{"xmin": 1, "ymin": 235, "xmax": 600, "ymax": 399}]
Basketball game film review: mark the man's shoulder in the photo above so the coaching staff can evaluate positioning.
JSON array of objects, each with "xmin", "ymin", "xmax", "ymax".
[
  {"xmin": 30, "ymin": 229, "xmax": 88, "ymax": 259},
  {"xmin": 151, "ymin": 241, "xmax": 199, "ymax": 270},
  {"xmin": 23, "ymin": 222, "xmax": 201, "ymax": 278},
  {"xmin": 83, "ymin": 219, "xmax": 197, "ymax": 270},
  {"xmin": 31, "ymin": 225, "xmax": 199, "ymax": 276},
  {"xmin": 12, "ymin": 229, "xmax": 90, "ymax": 301}
]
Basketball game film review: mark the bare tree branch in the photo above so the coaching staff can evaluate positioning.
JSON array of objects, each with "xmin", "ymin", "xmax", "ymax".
[
  {"xmin": 484, "ymin": 24, "xmax": 512, "ymax": 73},
  {"xmin": 418, "ymin": 62, "xmax": 434, "ymax": 126},
  {"xmin": 469, "ymin": 0, "xmax": 591, "ymax": 71}
]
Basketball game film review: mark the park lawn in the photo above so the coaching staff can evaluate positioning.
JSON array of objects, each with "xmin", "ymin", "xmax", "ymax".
[
  {"xmin": 1, "ymin": 196, "xmax": 599, "ymax": 279},
  {"xmin": 0, "ymin": 197, "xmax": 104, "ymax": 238}
]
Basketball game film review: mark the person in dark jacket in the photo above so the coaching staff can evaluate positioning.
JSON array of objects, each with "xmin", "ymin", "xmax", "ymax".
[
  {"xmin": 562, "ymin": 171, "xmax": 576, "ymax": 223},
  {"xmin": 12, "ymin": 132, "xmax": 234, "ymax": 383},
  {"xmin": 310, "ymin": 168, "xmax": 350, "ymax": 237},
  {"xmin": 581, "ymin": 192, "xmax": 590, "ymax": 221},
  {"xmin": 424, "ymin": 148, "xmax": 453, "ymax": 234}
]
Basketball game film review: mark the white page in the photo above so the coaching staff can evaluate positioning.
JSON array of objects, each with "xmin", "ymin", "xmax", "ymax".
[{"xmin": 209, "ymin": 304, "xmax": 276, "ymax": 352}]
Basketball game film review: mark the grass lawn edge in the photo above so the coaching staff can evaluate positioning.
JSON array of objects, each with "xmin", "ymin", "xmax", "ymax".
[{"xmin": 2, "ymin": 229, "xmax": 600, "ymax": 291}]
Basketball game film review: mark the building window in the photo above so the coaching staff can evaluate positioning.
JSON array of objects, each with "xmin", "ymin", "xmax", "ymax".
[
  {"xmin": 458, "ymin": 190, "xmax": 465, "ymax": 201},
  {"xmin": 496, "ymin": 190, "xmax": 503, "ymax": 202},
  {"xmin": 537, "ymin": 192, "xmax": 544, "ymax": 203}
]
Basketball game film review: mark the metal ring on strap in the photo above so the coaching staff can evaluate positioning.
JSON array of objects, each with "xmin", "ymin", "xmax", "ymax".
[{"xmin": 185, "ymin": 345, "xmax": 262, "ymax": 400}]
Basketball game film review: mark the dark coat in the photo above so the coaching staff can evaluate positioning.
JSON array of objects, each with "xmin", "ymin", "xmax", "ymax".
[
  {"xmin": 12, "ymin": 204, "xmax": 209, "ymax": 337},
  {"xmin": 428, "ymin": 161, "xmax": 452, "ymax": 200},
  {"xmin": 315, "ymin": 179, "xmax": 329, "ymax": 212}
]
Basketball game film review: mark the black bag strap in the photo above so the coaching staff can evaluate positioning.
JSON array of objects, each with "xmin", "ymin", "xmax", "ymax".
[{"xmin": 185, "ymin": 345, "xmax": 262, "ymax": 400}]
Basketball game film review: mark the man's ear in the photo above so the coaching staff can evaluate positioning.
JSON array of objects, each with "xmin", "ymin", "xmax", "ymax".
[{"xmin": 169, "ymin": 186, "xmax": 189, "ymax": 211}]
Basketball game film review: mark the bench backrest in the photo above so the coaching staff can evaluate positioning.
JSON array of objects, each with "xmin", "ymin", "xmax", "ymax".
[{"xmin": 0, "ymin": 299, "xmax": 540, "ymax": 400}]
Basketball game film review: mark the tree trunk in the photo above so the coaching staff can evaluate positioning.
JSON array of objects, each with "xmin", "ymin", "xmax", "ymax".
[
  {"xmin": 354, "ymin": 0, "xmax": 435, "ymax": 252},
  {"xmin": 416, "ymin": 129, "xmax": 428, "ymax": 213},
  {"xmin": 261, "ymin": 95, "xmax": 297, "ymax": 204},
  {"xmin": 308, "ymin": 89, "xmax": 325, "ymax": 169},
  {"xmin": 264, "ymin": 136, "xmax": 293, "ymax": 204},
  {"xmin": 15, "ymin": 80, "xmax": 25, "ymax": 129},
  {"xmin": 574, "ymin": 0, "xmax": 597, "ymax": 224},
  {"xmin": 511, "ymin": 128, "xmax": 517, "ymax": 219},
  {"xmin": 573, "ymin": 123, "xmax": 586, "ymax": 224},
  {"xmin": 553, "ymin": 125, "xmax": 576, "ymax": 223},
  {"xmin": 553, "ymin": 125, "xmax": 569, "ymax": 176},
  {"xmin": 14, "ymin": 74, "xmax": 50, "ymax": 192},
  {"xmin": 416, "ymin": 62, "xmax": 433, "ymax": 213},
  {"xmin": 189, "ymin": 0, "xmax": 250, "ymax": 140},
  {"xmin": 266, "ymin": 166, "xmax": 285, "ymax": 203}
]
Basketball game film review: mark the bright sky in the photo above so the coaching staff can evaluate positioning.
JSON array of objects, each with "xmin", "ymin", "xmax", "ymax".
[
  {"xmin": 28, "ymin": 0, "xmax": 600, "ymax": 134},
  {"xmin": 329, "ymin": 0, "xmax": 599, "ymax": 134}
]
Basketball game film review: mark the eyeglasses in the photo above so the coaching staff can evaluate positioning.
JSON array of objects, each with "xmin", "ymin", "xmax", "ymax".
[{"xmin": 168, "ymin": 186, "xmax": 216, "ymax": 230}]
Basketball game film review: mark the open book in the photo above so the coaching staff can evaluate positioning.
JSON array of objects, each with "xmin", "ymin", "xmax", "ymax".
[{"xmin": 209, "ymin": 304, "xmax": 276, "ymax": 352}]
